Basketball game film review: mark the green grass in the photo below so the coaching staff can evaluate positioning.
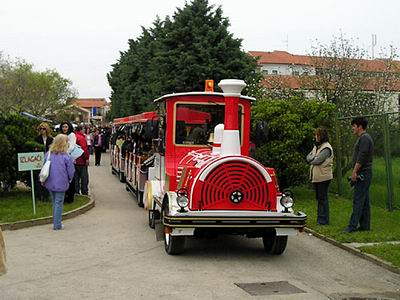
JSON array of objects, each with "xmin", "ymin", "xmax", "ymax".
[
  {"xmin": 359, "ymin": 244, "xmax": 400, "ymax": 268},
  {"xmin": 0, "ymin": 190, "xmax": 90, "ymax": 223},
  {"xmin": 293, "ymin": 185, "xmax": 400, "ymax": 243},
  {"xmin": 331, "ymin": 157, "xmax": 400, "ymax": 209}
]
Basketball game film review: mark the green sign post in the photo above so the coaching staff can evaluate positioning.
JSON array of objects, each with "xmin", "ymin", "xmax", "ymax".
[{"xmin": 17, "ymin": 152, "xmax": 45, "ymax": 215}]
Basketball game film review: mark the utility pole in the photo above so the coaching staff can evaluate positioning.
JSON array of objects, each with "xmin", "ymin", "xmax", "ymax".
[
  {"xmin": 371, "ymin": 34, "xmax": 377, "ymax": 59},
  {"xmin": 285, "ymin": 34, "xmax": 289, "ymax": 52}
]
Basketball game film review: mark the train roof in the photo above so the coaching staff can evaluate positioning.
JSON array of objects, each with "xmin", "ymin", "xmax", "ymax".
[
  {"xmin": 113, "ymin": 111, "xmax": 158, "ymax": 125},
  {"xmin": 153, "ymin": 92, "xmax": 256, "ymax": 103}
]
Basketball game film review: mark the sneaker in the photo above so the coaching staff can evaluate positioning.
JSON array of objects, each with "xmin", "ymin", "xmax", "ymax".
[
  {"xmin": 342, "ymin": 227, "xmax": 357, "ymax": 233},
  {"xmin": 53, "ymin": 224, "xmax": 64, "ymax": 230}
]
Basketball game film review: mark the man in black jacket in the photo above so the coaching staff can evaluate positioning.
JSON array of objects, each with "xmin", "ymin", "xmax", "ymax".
[{"xmin": 343, "ymin": 117, "xmax": 374, "ymax": 233}]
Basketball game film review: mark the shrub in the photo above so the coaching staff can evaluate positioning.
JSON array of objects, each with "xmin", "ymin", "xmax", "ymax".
[
  {"xmin": 0, "ymin": 115, "xmax": 41, "ymax": 191},
  {"xmin": 251, "ymin": 96, "xmax": 336, "ymax": 188}
]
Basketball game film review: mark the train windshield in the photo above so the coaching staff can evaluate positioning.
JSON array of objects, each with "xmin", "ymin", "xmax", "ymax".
[{"xmin": 174, "ymin": 103, "xmax": 242, "ymax": 146}]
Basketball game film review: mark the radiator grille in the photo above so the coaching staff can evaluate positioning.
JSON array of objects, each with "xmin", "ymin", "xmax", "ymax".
[{"xmin": 194, "ymin": 161, "xmax": 271, "ymax": 210}]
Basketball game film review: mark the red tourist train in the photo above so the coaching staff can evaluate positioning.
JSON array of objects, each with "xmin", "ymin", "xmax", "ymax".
[{"xmin": 110, "ymin": 79, "xmax": 306, "ymax": 255}]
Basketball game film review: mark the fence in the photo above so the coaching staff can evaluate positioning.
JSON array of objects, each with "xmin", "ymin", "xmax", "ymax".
[{"xmin": 334, "ymin": 112, "xmax": 400, "ymax": 211}]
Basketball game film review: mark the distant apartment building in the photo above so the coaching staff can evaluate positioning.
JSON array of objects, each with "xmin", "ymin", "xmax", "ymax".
[
  {"xmin": 249, "ymin": 51, "xmax": 316, "ymax": 76},
  {"xmin": 248, "ymin": 50, "xmax": 400, "ymax": 110},
  {"xmin": 71, "ymin": 98, "xmax": 110, "ymax": 125}
]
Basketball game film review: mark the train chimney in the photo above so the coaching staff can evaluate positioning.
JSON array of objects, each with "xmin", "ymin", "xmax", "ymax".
[{"xmin": 218, "ymin": 79, "xmax": 246, "ymax": 156}]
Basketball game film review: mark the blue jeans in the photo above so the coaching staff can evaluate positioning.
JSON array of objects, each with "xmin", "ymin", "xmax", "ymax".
[
  {"xmin": 50, "ymin": 191, "xmax": 65, "ymax": 230},
  {"xmin": 348, "ymin": 169, "xmax": 372, "ymax": 231},
  {"xmin": 314, "ymin": 180, "xmax": 330, "ymax": 225},
  {"xmin": 74, "ymin": 165, "xmax": 89, "ymax": 195}
]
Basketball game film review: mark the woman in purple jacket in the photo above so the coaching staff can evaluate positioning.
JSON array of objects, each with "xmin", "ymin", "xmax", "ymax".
[{"xmin": 44, "ymin": 134, "xmax": 75, "ymax": 230}]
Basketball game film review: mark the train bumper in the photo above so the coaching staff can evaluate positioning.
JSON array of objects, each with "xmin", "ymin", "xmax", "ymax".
[{"xmin": 163, "ymin": 210, "xmax": 307, "ymax": 229}]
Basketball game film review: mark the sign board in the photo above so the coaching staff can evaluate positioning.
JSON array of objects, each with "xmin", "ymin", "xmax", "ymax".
[{"xmin": 17, "ymin": 152, "xmax": 45, "ymax": 171}]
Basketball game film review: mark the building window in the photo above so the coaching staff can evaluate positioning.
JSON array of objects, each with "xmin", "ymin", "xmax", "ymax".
[
  {"xmin": 262, "ymin": 70, "xmax": 268, "ymax": 75},
  {"xmin": 292, "ymin": 71, "xmax": 299, "ymax": 76},
  {"xmin": 272, "ymin": 70, "xmax": 278, "ymax": 75}
]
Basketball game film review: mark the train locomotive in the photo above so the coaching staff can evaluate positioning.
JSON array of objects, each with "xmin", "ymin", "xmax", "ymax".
[{"xmin": 110, "ymin": 79, "xmax": 306, "ymax": 255}]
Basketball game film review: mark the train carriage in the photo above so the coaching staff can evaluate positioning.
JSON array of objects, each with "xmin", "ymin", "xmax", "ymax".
[{"xmin": 110, "ymin": 112, "xmax": 158, "ymax": 206}]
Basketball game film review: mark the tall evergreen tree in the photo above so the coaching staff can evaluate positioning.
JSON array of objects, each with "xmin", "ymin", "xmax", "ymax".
[{"xmin": 108, "ymin": 0, "xmax": 258, "ymax": 118}]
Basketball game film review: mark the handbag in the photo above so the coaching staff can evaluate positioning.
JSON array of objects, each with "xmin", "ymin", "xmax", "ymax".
[
  {"xmin": 39, "ymin": 150, "xmax": 51, "ymax": 183},
  {"xmin": 70, "ymin": 144, "xmax": 84, "ymax": 159}
]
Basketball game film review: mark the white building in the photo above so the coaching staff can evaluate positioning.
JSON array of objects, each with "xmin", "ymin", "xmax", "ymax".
[{"xmin": 248, "ymin": 50, "xmax": 400, "ymax": 111}]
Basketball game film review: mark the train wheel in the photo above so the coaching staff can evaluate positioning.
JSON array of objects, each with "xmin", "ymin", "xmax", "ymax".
[
  {"xmin": 262, "ymin": 232, "xmax": 287, "ymax": 255},
  {"xmin": 119, "ymin": 172, "xmax": 125, "ymax": 183},
  {"xmin": 163, "ymin": 211, "xmax": 185, "ymax": 255},
  {"xmin": 148, "ymin": 199, "xmax": 160, "ymax": 229},
  {"xmin": 137, "ymin": 191, "xmax": 144, "ymax": 207},
  {"xmin": 148, "ymin": 210, "xmax": 154, "ymax": 228},
  {"xmin": 148, "ymin": 210, "xmax": 157, "ymax": 229}
]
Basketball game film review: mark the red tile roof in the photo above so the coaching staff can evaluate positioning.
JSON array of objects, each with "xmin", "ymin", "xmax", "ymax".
[
  {"xmin": 249, "ymin": 51, "xmax": 312, "ymax": 66},
  {"xmin": 261, "ymin": 75, "xmax": 400, "ymax": 92},
  {"xmin": 72, "ymin": 98, "xmax": 107, "ymax": 108},
  {"xmin": 249, "ymin": 51, "xmax": 400, "ymax": 72}
]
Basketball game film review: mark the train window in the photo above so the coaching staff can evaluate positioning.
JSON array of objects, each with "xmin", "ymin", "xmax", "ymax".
[{"xmin": 174, "ymin": 103, "xmax": 243, "ymax": 146}]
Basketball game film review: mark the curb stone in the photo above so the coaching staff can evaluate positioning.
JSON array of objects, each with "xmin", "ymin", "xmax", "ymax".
[
  {"xmin": 0, "ymin": 195, "xmax": 95, "ymax": 231},
  {"xmin": 304, "ymin": 227, "xmax": 400, "ymax": 275}
]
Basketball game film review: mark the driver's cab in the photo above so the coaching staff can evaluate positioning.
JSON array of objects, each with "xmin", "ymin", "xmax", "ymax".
[{"xmin": 154, "ymin": 92, "xmax": 252, "ymax": 191}]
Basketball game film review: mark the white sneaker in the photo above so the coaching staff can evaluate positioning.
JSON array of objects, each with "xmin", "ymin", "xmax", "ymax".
[{"xmin": 53, "ymin": 224, "xmax": 64, "ymax": 230}]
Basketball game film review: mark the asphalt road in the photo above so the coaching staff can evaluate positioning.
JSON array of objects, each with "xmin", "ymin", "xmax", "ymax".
[{"xmin": 1, "ymin": 153, "xmax": 400, "ymax": 300}]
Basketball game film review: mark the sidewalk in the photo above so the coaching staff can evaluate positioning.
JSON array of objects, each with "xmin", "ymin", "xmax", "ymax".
[{"xmin": 305, "ymin": 227, "xmax": 400, "ymax": 275}]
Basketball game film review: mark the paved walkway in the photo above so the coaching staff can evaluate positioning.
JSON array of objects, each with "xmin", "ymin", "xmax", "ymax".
[{"xmin": 1, "ymin": 153, "xmax": 400, "ymax": 300}]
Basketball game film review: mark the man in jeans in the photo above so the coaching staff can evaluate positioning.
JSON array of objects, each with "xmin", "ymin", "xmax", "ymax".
[
  {"xmin": 343, "ymin": 117, "xmax": 374, "ymax": 233},
  {"xmin": 74, "ymin": 125, "xmax": 90, "ymax": 195}
]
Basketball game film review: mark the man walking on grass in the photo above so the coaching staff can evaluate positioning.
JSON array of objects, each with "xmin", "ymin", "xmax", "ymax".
[{"xmin": 343, "ymin": 116, "xmax": 374, "ymax": 233}]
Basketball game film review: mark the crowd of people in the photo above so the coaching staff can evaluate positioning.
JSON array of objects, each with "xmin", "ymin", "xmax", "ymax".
[{"xmin": 34, "ymin": 121, "xmax": 111, "ymax": 231}]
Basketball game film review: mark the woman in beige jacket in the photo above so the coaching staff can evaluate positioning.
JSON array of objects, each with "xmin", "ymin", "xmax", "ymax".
[{"xmin": 306, "ymin": 127, "xmax": 334, "ymax": 225}]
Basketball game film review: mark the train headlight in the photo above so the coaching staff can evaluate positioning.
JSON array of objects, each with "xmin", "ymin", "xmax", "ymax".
[
  {"xmin": 280, "ymin": 195, "xmax": 294, "ymax": 209},
  {"xmin": 176, "ymin": 188, "xmax": 189, "ymax": 211},
  {"xmin": 177, "ymin": 195, "xmax": 189, "ymax": 208}
]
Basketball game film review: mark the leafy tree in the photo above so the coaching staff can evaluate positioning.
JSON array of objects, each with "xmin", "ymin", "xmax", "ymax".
[
  {"xmin": 108, "ymin": 0, "xmax": 259, "ymax": 118},
  {"xmin": 306, "ymin": 36, "xmax": 400, "ymax": 175},
  {"xmin": 307, "ymin": 35, "xmax": 399, "ymax": 117},
  {"xmin": 0, "ymin": 115, "xmax": 41, "ymax": 191},
  {"xmin": 0, "ymin": 55, "xmax": 77, "ymax": 118},
  {"xmin": 252, "ymin": 96, "xmax": 336, "ymax": 188}
]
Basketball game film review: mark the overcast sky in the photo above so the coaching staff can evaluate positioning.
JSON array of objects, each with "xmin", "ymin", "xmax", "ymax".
[{"xmin": 1, "ymin": 0, "xmax": 399, "ymax": 99}]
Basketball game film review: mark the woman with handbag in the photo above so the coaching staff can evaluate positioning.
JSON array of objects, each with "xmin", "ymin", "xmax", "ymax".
[
  {"xmin": 60, "ymin": 121, "xmax": 76, "ymax": 203},
  {"xmin": 43, "ymin": 134, "xmax": 75, "ymax": 230},
  {"xmin": 306, "ymin": 127, "xmax": 334, "ymax": 225}
]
